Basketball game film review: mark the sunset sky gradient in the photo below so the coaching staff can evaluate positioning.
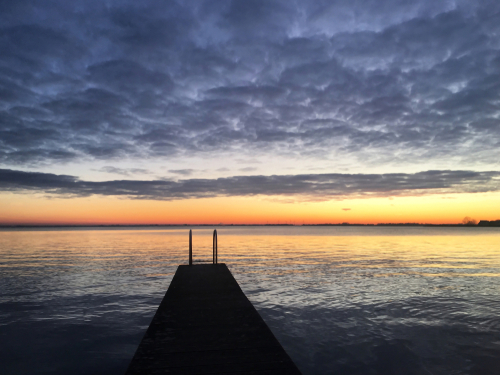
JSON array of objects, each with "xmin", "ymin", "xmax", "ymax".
[{"xmin": 1, "ymin": 0, "xmax": 499, "ymax": 224}]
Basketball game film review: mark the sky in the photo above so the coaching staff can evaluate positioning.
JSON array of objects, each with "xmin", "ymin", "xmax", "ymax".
[{"xmin": 1, "ymin": 0, "xmax": 500, "ymax": 225}]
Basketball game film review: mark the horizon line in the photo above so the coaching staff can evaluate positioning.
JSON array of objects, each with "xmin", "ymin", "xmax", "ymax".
[{"xmin": 1, "ymin": 222, "xmax": 499, "ymax": 228}]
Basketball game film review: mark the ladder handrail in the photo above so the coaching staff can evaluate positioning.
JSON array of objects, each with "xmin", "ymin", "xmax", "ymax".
[
  {"xmin": 213, "ymin": 229, "xmax": 218, "ymax": 264},
  {"xmin": 188, "ymin": 229, "xmax": 218, "ymax": 265},
  {"xmin": 189, "ymin": 229, "xmax": 192, "ymax": 265}
]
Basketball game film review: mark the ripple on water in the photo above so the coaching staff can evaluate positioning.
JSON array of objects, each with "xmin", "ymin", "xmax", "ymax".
[{"xmin": 1, "ymin": 226, "xmax": 500, "ymax": 374}]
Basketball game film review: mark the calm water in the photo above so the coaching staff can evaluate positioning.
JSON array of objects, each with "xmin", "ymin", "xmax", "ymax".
[{"xmin": 1, "ymin": 226, "xmax": 500, "ymax": 374}]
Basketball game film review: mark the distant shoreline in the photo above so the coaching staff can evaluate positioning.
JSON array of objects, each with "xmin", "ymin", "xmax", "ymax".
[{"xmin": 1, "ymin": 223, "xmax": 499, "ymax": 228}]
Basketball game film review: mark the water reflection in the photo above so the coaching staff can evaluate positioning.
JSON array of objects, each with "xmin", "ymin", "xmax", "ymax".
[{"xmin": 1, "ymin": 227, "xmax": 500, "ymax": 374}]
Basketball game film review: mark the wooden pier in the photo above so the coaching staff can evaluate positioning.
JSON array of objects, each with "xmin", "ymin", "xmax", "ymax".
[{"xmin": 126, "ymin": 263, "xmax": 301, "ymax": 374}]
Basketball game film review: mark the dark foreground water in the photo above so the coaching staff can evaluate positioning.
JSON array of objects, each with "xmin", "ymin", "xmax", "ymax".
[{"xmin": 1, "ymin": 226, "xmax": 500, "ymax": 375}]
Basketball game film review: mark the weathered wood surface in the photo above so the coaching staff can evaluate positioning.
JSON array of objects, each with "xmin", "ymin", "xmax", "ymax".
[{"xmin": 126, "ymin": 263, "xmax": 301, "ymax": 374}]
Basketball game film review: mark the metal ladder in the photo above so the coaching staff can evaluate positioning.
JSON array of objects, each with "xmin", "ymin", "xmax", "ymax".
[{"xmin": 188, "ymin": 229, "xmax": 217, "ymax": 265}]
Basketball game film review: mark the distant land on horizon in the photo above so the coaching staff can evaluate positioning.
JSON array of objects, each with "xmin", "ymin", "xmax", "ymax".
[{"xmin": 1, "ymin": 221, "xmax": 499, "ymax": 228}]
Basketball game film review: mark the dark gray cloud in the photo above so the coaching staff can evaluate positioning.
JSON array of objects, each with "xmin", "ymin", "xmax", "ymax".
[
  {"xmin": 168, "ymin": 169, "xmax": 194, "ymax": 176},
  {"xmin": 1, "ymin": 168, "xmax": 499, "ymax": 201},
  {"xmin": 97, "ymin": 166, "xmax": 151, "ymax": 176},
  {"xmin": 239, "ymin": 167, "xmax": 257, "ymax": 172},
  {"xmin": 0, "ymin": 0, "xmax": 499, "ymax": 167}
]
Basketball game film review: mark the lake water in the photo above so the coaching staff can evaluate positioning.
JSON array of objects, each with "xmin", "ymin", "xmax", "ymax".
[{"xmin": 1, "ymin": 226, "xmax": 500, "ymax": 374}]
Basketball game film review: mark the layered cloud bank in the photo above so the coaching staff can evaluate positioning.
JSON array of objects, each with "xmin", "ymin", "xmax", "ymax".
[
  {"xmin": 1, "ymin": 169, "xmax": 499, "ymax": 201},
  {"xmin": 1, "ymin": 0, "xmax": 500, "ymax": 171}
]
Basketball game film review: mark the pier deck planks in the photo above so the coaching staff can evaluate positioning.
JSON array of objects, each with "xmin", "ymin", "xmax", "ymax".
[{"xmin": 126, "ymin": 263, "xmax": 301, "ymax": 374}]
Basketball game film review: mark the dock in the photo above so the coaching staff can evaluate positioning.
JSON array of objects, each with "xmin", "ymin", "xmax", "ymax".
[{"xmin": 125, "ymin": 260, "xmax": 301, "ymax": 374}]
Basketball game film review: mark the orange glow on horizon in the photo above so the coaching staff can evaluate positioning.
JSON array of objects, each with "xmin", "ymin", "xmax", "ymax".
[{"xmin": 1, "ymin": 191, "xmax": 499, "ymax": 226}]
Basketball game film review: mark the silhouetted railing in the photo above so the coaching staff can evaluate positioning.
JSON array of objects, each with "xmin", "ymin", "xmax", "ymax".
[
  {"xmin": 189, "ymin": 229, "xmax": 192, "ymax": 266},
  {"xmin": 188, "ymin": 229, "xmax": 218, "ymax": 265},
  {"xmin": 213, "ymin": 229, "xmax": 218, "ymax": 264}
]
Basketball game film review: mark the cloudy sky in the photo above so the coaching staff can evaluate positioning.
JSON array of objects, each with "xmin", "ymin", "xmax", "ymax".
[{"xmin": 1, "ymin": 0, "xmax": 499, "ymax": 224}]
